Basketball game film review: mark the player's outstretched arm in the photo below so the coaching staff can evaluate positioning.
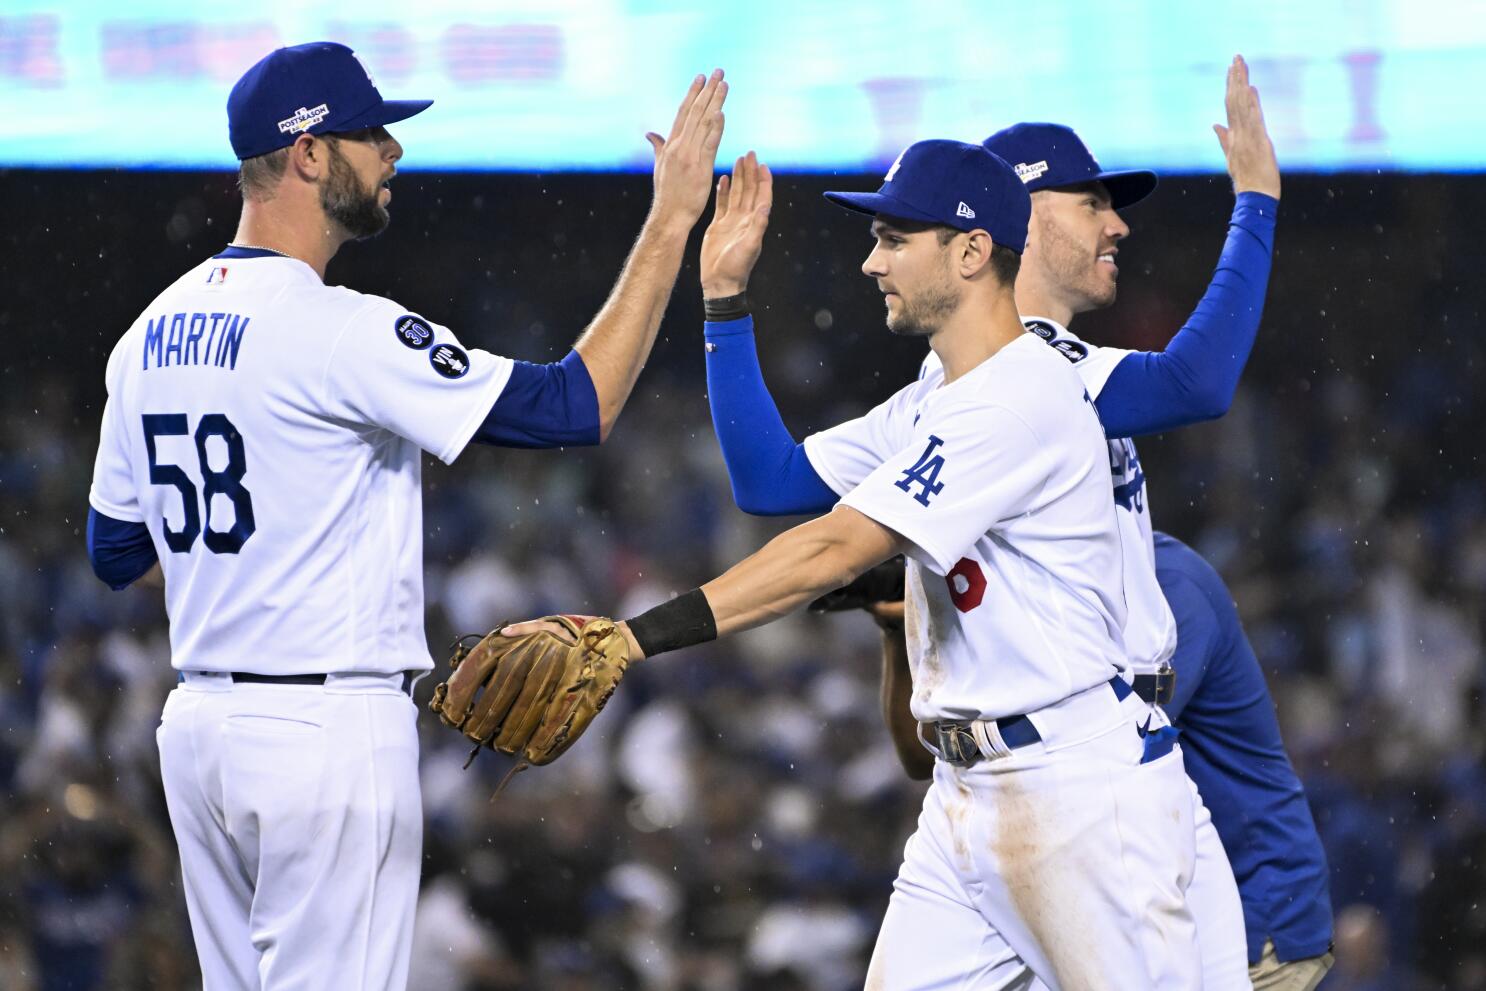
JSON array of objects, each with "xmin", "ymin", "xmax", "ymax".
[
  {"xmin": 504, "ymin": 505, "xmax": 905, "ymax": 659},
  {"xmin": 1092, "ymin": 55, "xmax": 1280, "ymax": 439},
  {"xmin": 573, "ymin": 70, "xmax": 729, "ymax": 441},
  {"xmin": 699, "ymin": 154, "xmax": 838, "ymax": 515}
]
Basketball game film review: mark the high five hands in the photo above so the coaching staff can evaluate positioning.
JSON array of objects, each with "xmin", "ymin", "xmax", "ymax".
[
  {"xmin": 700, "ymin": 150, "xmax": 774, "ymax": 298},
  {"xmin": 1214, "ymin": 54, "xmax": 1281, "ymax": 200},
  {"xmin": 648, "ymin": 69, "xmax": 730, "ymax": 227}
]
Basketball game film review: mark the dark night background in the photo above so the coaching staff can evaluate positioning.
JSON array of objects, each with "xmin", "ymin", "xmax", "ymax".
[{"xmin": 0, "ymin": 166, "xmax": 1481, "ymax": 989}]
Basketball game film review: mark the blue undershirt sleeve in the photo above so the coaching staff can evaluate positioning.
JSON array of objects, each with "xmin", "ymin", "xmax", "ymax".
[
  {"xmin": 704, "ymin": 316, "xmax": 839, "ymax": 516},
  {"xmin": 1095, "ymin": 191, "xmax": 1278, "ymax": 438},
  {"xmin": 472, "ymin": 349, "xmax": 601, "ymax": 449},
  {"xmin": 87, "ymin": 507, "xmax": 158, "ymax": 591}
]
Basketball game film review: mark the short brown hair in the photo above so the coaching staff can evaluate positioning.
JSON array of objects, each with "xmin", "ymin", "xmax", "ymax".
[{"xmin": 236, "ymin": 146, "xmax": 290, "ymax": 201}]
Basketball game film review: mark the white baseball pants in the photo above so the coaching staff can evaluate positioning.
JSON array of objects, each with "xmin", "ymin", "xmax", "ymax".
[
  {"xmin": 156, "ymin": 673, "xmax": 423, "ymax": 991},
  {"xmin": 866, "ymin": 683, "xmax": 1201, "ymax": 991}
]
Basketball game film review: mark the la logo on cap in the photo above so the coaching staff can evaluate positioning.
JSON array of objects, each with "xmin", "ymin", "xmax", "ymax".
[{"xmin": 885, "ymin": 148, "xmax": 907, "ymax": 182}]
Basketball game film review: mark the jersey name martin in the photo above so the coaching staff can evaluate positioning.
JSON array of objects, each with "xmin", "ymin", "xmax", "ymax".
[{"xmin": 142, "ymin": 312, "xmax": 251, "ymax": 371}]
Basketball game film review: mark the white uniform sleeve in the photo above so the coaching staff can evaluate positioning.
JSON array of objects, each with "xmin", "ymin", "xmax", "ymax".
[
  {"xmin": 321, "ymin": 298, "xmax": 514, "ymax": 464},
  {"xmin": 839, "ymin": 401, "xmax": 1050, "ymax": 575},
  {"xmin": 1045, "ymin": 327, "xmax": 1131, "ymax": 400},
  {"xmin": 802, "ymin": 388, "xmax": 915, "ymax": 496},
  {"xmin": 89, "ymin": 346, "xmax": 143, "ymax": 522},
  {"xmin": 90, "ymin": 393, "xmax": 144, "ymax": 521}
]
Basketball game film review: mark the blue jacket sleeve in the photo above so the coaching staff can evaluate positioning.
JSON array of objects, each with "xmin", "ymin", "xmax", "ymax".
[
  {"xmin": 1155, "ymin": 565, "xmax": 1221, "ymax": 721},
  {"xmin": 472, "ymin": 349, "xmax": 601, "ymax": 449},
  {"xmin": 704, "ymin": 316, "xmax": 839, "ymax": 516},
  {"xmin": 1096, "ymin": 192, "xmax": 1278, "ymax": 438},
  {"xmin": 87, "ymin": 507, "xmax": 158, "ymax": 590}
]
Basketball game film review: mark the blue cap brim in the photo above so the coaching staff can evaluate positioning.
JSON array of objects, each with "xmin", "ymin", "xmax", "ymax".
[
  {"xmin": 336, "ymin": 98, "xmax": 434, "ymax": 132},
  {"xmin": 823, "ymin": 190, "xmax": 960, "ymax": 228},
  {"xmin": 1091, "ymin": 169, "xmax": 1158, "ymax": 210}
]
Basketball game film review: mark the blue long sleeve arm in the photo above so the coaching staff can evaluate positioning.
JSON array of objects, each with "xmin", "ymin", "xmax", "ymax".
[
  {"xmin": 1095, "ymin": 191, "xmax": 1278, "ymax": 438},
  {"xmin": 472, "ymin": 349, "xmax": 601, "ymax": 449},
  {"xmin": 87, "ymin": 507, "xmax": 158, "ymax": 590},
  {"xmin": 704, "ymin": 316, "xmax": 839, "ymax": 516}
]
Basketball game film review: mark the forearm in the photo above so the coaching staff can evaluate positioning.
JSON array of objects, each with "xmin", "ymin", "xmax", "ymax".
[
  {"xmin": 704, "ymin": 316, "xmax": 839, "ymax": 515},
  {"xmin": 880, "ymin": 621, "xmax": 932, "ymax": 780},
  {"xmin": 702, "ymin": 507, "xmax": 902, "ymax": 637},
  {"xmin": 573, "ymin": 210, "xmax": 695, "ymax": 439},
  {"xmin": 1096, "ymin": 191, "xmax": 1278, "ymax": 437}
]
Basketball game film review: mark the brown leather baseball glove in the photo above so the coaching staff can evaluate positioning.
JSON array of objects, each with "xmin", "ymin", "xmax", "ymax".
[{"xmin": 429, "ymin": 615, "xmax": 630, "ymax": 775}]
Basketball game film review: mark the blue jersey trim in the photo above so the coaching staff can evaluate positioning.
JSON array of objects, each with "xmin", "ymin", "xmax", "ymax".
[
  {"xmin": 212, "ymin": 245, "xmax": 290, "ymax": 260},
  {"xmin": 87, "ymin": 507, "xmax": 158, "ymax": 590},
  {"xmin": 704, "ymin": 316, "xmax": 838, "ymax": 516},
  {"xmin": 472, "ymin": 349, "xmax": 601, "ymax": 449},
  {"xmin": 1095, "ymin": 192, "xmax": 1278, "ymax": 437}
]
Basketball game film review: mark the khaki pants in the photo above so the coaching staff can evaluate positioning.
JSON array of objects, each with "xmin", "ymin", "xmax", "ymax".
[{"xmin": 1248, "ymin": 940, "xmax": 1334, "ymax": 991}]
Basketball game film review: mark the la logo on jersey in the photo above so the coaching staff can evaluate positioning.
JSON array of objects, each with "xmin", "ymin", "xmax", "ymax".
[{"xmin": 896, "ymin": 435, "xmax": 946, "ymax": 506}]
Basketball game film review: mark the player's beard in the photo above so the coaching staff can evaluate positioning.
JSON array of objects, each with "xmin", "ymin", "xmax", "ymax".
[
  {"xmin": 887, "ymin": 254, "xmax": 961, "ymax": 337},
  {"xmin": 1033, "ymin": 212, "xmax": 1116, "ymax": 312},
  {"xmin": 321, "ymin": 142, "xmax": 389, "ymax": 241}
]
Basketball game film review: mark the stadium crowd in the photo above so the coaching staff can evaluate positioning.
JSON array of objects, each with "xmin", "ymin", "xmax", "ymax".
[{"xmin": 0, "ymin": 169, "xmax": 1480, "ymax": 989}]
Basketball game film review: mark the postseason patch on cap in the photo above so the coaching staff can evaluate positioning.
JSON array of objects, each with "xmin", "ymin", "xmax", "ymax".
[
  {"xmin": 394, "ymin": 314, "xmax": 434, "ymax": 350},
  {"xmin": 277, "ymin": 103, "xmax": 331, "ymax": 135},
  {"xmin": 429, "ymin": 343, "xmax": 469, "ymax": 379}
]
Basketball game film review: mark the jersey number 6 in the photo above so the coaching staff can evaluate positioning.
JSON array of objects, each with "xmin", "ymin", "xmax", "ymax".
[{"xmin": 142, "ymin": 413, "xmax": 257, "ymax": 554}]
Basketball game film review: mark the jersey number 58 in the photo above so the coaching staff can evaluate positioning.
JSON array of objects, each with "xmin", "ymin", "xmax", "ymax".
[{"xmin": 142, "ymin": 413, "xmax": 256, "ymax": 554}]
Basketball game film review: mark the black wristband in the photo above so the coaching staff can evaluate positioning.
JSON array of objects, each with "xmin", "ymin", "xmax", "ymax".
[
  {"xmin": 624, "ymin": 588, "xmax": 718, "ymax": 658},
  {"xmin": 703, "ymin": 291, "xmax": 750, "ymax": 322}
]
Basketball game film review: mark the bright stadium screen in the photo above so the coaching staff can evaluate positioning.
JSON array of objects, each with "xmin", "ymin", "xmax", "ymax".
[{"xmin": 1, "ymin": 0, "xmax": 1482, "ymax": 172}]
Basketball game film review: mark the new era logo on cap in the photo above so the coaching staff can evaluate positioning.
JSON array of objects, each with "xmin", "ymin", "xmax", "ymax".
[{"xmin": 956, "ymin": 201, "xmax": 976, "ymax": 219}]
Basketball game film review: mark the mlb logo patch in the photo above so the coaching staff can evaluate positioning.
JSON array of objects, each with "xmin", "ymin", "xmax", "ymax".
[{"xmin": 206, "ymin": 267, "xmax": 229, "ymax": 284}]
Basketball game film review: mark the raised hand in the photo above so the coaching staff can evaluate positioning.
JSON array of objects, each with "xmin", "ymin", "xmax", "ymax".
[
  {"xmin": 700, "ymin": 150, "xmax": 774, "ymax": 298},
  {"xmin": 1213, "ymin": 54, "xmax": 1280, "ymax": 200},
  {"xmin": 647, "ymin": 69, "xmax": 729, "ymax": 227}
]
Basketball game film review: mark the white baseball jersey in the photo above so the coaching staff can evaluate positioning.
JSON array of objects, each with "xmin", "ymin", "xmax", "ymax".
[
  {"xmin": 919, "ymin": 318, "xmax": 1176, "ymax": 675},
  {"xmin": 89, "ymin": 252, "xmax": 512, "ymax": 675},
  {"xmin": 804, "ymin": 334, "xmax": 1129, "ymax": 723}
]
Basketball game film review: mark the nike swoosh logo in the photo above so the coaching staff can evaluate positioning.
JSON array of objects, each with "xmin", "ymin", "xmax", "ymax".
[{"xmin": 1137, "ymin": 716, "xmax": 1153, "ymax": 739}]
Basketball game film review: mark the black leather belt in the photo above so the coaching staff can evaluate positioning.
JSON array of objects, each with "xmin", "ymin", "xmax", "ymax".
[
  {"xmin": 229, "ymin": 672, "xmax": 416, "ymax": 695},
  {"xmin": 1131, "ymin": 665, "xmax": 1176, "ymax": 706}
]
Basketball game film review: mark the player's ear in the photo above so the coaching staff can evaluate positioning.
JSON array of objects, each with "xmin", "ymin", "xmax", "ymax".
[
  {"xmin": 287, "ymin": 133, "xmax": 325, "ymax": 181},
  {"xmin": 958, "ymin": 230, "xmax": 995, "ymax": 279}
]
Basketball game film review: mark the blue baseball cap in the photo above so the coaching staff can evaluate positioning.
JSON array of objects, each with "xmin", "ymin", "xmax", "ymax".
[
  {"xmin": 227, "ymin": 42, "xmax": 432, "ymax": 160},
  {"xmin": 983, "ymin": 123, "xmax": 1157, "ymax": 210},
  {"xmin": 823, "ymin": 140, "xmax": 1031, "ymax": 253}
]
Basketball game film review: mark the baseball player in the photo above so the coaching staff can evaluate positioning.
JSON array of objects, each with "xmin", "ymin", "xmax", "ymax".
[
  {"xmin": 516, "ymin": 139, "xmax": 1205, "ymax": 988},
  {"xmin": 699, "ymin": 57, "xmax": 1290, "ymax": 987},
  {"xmin": 864, "ymin": 531, "xmax": 1335, "ymax": 990},
  {"xmin": 84, "ymin": 42, "xmax": 728, "ymax": 990}
]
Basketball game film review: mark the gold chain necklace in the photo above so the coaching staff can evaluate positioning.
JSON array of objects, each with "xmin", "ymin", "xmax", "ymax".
[{"xmin": 227, "ymin": 242, "xmax": 291, "ymax": 257}]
